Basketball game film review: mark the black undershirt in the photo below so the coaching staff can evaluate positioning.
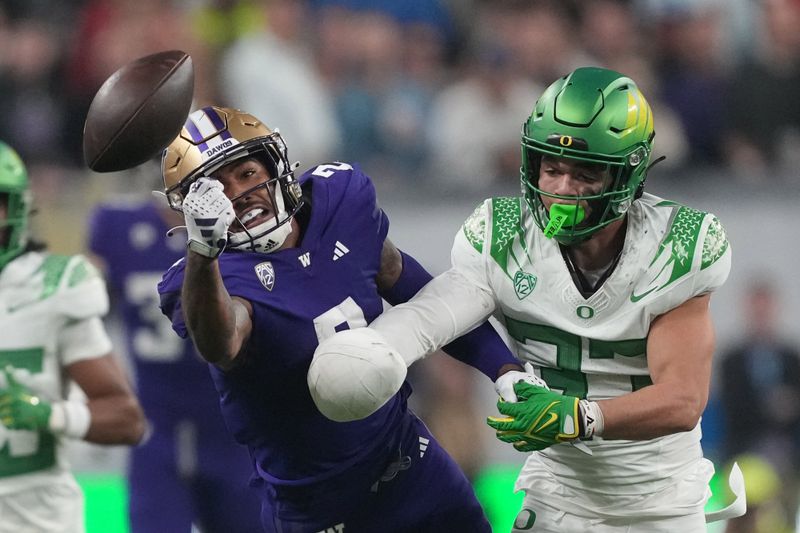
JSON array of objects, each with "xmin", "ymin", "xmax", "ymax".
[{"xmin": 559, "ymin": 245, "xmax": 622, "ymax": 298}]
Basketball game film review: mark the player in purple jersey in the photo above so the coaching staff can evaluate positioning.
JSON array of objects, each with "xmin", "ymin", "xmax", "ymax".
[
  {"xmin": 156, "ymin": 106, "xmax": 526, "ymax": 532},
  {"xmin": 88, "ymin": 194, "xmax": 261, "ymax": 532}
]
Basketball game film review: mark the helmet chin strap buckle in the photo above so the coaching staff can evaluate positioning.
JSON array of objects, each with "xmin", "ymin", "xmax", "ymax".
[{"xmin": 544, "ymin": 204, "xmax": 585, "ymax": 239}]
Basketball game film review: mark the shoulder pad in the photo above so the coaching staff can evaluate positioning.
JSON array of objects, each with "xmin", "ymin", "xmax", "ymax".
[
  {"xmin": 45, "ymin": 254, "xmax": 110, "ymax": 319},
  {"xmin": 301, "ymin": 161, "xmax": 357, "ymax": 183},
  {"xmin": 461, "ymin": 197, "xmax": 527, "ymax": 276},
  {"xmin": 462, "ymin": 200, "xmax": 491, "ymax": 253},
  {"xmin": 700, "ymin": 214, "xmax": 729, "ymax": 270},
  {"xmin": 635, "ymin": 204, "xmax": 730, "ymax": 300}
]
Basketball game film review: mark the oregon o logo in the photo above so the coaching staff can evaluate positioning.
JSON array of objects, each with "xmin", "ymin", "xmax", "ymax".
[
  {"xmin": 513, "ymin": 508, "xmax": 537, "ymax": 530},
  {"xmin": 576, "ymin": 305, "xmax": 594, "ymax": 319},
  {"xmin": 559, "ymin": 135, "xmax": 573, "ymax": 147}
]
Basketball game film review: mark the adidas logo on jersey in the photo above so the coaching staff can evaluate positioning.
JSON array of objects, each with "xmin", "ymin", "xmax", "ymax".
[
  {"xmin": 298, "ymin": 252, "xmax": 311, "ymax": 267},
  {"xmin": 315, "ymin": 524, "xmax": 344, "ymax": 533},
  {"xmin": 419, "ymin": 436, "xmax": 430, "ymax": 458},
  {"xmin": 332, "ymin": 241, "xmax": 350, "ymax": 261}
]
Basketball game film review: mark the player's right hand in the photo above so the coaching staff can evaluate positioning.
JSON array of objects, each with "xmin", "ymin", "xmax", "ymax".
[
  {"xmin": 0, "ymin": 367, "xmax": 52, "ymax": 432},
  {"xmin": 487, "ymin": 381, "xmax": 580, "ymax": 452},
  {"xmin": 494, "ymin": 362, "xmax": 548, "ymax": 402},
  {"xmin": 182, "ymin": 177, "xmax": 235, "ymax": 258}
]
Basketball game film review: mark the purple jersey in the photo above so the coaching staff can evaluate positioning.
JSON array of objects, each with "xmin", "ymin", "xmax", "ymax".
[
  {"xmin": 159, "ymin": 164, "xmax": 406, "ymax": 486},
  {"xmin": 160, "ymin": 164, "xmax": 492, "ymax": 531}
]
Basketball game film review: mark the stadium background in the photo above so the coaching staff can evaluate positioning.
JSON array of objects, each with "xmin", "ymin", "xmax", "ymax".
[{"xmin": 2, "ymin": 0, "xmax": 799, "ymax": 531}]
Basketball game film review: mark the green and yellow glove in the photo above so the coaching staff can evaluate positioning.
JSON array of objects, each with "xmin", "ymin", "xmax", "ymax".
[
  {"xmin": 487, "ymin": 381, "xmax": 580, "ymax": 452},
  {"xmin": 0, "ymin": 367, "xmax": 52, "ymax": 431}
]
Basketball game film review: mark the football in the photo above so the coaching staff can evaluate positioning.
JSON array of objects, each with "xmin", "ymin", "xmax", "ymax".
[
  {"xmin": 83, "ymin": 50, "xmax": 194, "ymax": 172},
  {"xmin": 308, "ymin": 328, "xmax": 407, "ymax": 422}
]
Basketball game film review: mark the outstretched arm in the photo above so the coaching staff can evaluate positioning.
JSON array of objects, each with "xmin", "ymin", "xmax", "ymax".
[
  {"xmin": 180, "ymin": 177, "xmax": 253, "ymax": 370},
  {"xmin": 182, "ymin": 254, "xmax": 253, "ymax": 370},
  {"xmin": 376, "ymin": 240, "xmax": 520, "ymax": 379}
]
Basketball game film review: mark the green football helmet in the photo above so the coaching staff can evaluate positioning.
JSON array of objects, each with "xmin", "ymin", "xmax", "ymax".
[
  {"xmin": 0, "ymin": 142, "xmax": 31, "ymax": 270},
  {"xmin": 521, "ymin": 67, "xmax": 655, "ymax": 245}
]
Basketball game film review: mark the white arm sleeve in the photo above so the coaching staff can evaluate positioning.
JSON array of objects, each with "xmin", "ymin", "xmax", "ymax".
[
  {"xmin": 370, "ymin": 267, "xmax": 496, "ymax": 366},
  {"xmin": 371, "ymin": 199, "xmax": 498, "ymax": 366}
]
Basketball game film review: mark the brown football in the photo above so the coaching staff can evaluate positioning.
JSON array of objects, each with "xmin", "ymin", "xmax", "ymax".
[{"xmin": 83, "ymin": 50, "xmax": 194, "ymax": 172}]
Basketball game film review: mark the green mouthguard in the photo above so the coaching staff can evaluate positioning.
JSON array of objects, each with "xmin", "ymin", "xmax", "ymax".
[{"xmin": 543, "ymin": 204, "xmax": 585, "ymax": 239}]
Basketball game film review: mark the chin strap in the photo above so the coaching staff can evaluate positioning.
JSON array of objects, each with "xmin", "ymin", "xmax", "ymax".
[{"xmin": 635, "ymin": 155, "xmax": 666, "ymax": 199}]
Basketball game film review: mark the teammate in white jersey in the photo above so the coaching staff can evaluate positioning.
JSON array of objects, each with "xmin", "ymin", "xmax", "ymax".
[
  {"xmin": 312, "ymin": 67, "xmax": 742, "ymax": 532},
  {"xmin": 0, "ymin": 141, "xmax": 146, "ymax": 533}
]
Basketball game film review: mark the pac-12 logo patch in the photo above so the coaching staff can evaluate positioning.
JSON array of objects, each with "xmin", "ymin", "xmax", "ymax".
[
  {"xmin": 513, "ymin": 271, "xmax": 537, "ymax": 300},
  {"xmin": 255, "ymin": 261, "xmax": 275, "ymax": 291}
]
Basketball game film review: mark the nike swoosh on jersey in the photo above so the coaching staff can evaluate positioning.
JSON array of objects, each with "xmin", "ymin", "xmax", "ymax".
[
  {"xmin": 629, "ymin": 285, "xmax": 658, "ymax": 302},
  {"xmin": 6, "ymin": 299, "xmax": 40, "ymax": 313}
]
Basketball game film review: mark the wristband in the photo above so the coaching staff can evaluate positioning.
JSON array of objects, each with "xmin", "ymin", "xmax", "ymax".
[
  {"xmin": 49, "ymin": 400, "xmax": 92, "ymax": 439},
  {"xmin": 578, "ymin": 400, "xmax": 604, "ymax": 439},
  {"xmin": 188, "ymin": 239, "xmax": 224, "ymax": 259}
]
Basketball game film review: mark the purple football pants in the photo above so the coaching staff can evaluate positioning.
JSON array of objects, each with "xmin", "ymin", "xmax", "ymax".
[{"xmin": 259, "ymin": 414, "xmax": 491, "ymax": 533}]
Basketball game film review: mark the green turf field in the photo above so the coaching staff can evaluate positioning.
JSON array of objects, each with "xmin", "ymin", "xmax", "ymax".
[{"xmin": 79, "ymin": 465, "xmax": 738, "ymax": 532}]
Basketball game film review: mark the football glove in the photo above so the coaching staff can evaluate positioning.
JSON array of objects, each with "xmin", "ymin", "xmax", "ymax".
[
  {"xmin": 487, "ymin": 381, "xmax": 580, "ymax": 452},
  {"xmin": 0, "ymin": 367, "xmax": 52, "ymax": 431},
  {"xmin": 182, "ymin": 177, "xmax": 235, "ymax": 258},
  {"xmin": 494, "ymin": 362, "xmax": 549, "ymax": 402}
]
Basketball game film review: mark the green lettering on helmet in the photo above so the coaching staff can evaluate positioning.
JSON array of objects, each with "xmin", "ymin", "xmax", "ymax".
[{"xmin": 544, "ymin": 204, "xmax": 585, "ymax": 239}]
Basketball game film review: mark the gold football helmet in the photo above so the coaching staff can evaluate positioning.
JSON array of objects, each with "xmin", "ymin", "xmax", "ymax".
[{"xmin": 162, "ymin": 106, "xmax": 303, "ymax": 252}]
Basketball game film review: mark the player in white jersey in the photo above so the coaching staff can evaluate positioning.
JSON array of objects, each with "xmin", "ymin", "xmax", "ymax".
[
  {"xmin": 0, "ymin": 141, "xmax": 146, "ymax": 533},
  {"xmin": 311, "ymin": 67, "xmax": 743, "ymax": 531}
]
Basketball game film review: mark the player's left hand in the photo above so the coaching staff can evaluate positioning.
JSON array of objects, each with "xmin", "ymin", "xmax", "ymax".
[
  {"xmin": 0, "ymin": 367, "xmax": 52, "ymax": 431},
  {"xmin": 487, "ymin": 381, "xmax": 580, "ymax": 452}
]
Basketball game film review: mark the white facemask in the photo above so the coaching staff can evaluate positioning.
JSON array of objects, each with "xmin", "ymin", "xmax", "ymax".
[{"xmin": 228, "ymin": 184, "xmax": 293, "ymax": 254}]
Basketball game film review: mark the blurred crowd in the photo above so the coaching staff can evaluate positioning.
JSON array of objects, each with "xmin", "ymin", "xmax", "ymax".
[
  {"xmin": 2, "ymin": 0, "xmax": 800, "ymax": 192},
  {"xmin": 2, "ymin": 0, "xmax": 800, "ymax": 530}
]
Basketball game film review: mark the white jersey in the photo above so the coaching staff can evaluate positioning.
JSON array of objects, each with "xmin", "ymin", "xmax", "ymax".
[
  {"xmin": 453, "ymin": 192, "xmax": 731, "ymax": 518},
  {"xmin": 0, "ymin": 251, "xmax": 112, "ymax": 495}
]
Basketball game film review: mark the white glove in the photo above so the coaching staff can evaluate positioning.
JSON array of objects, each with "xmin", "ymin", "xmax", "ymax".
[
  {"xmin": 494, "ymin": 362, "xmax": 549, "ymax": 402},
  {"xmin": 182, "ymin": 177, "xmax": 235, "ymax": 258}
]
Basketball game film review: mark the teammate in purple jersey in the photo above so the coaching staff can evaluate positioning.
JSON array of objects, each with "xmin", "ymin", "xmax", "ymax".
[
  {"xmin": 88, "ymin": 195, "xmax": 262, "ymax": 532},
  {"xmin": 156, "ymin": 106, "xmax": 525, "ymax": 532}
]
